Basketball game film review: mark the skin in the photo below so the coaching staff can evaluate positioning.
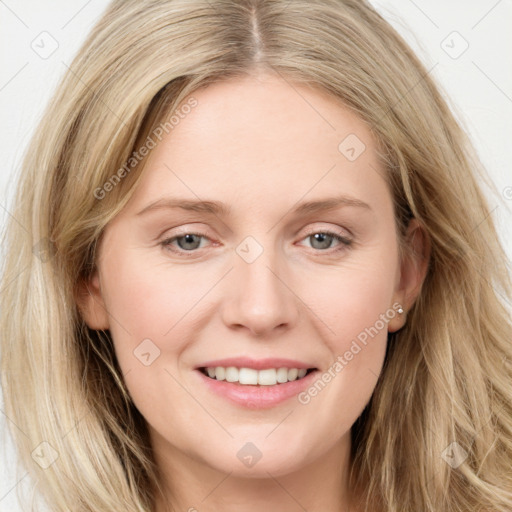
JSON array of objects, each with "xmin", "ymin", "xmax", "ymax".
[{"xmin": 79, "ymin": 70, "xmax": 429, "ymax": 512}]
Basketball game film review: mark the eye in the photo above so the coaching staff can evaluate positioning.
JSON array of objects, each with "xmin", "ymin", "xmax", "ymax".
[
  {"xmin": 299, "ymin": 230, "xmax": 353, "ymax": 252},
  {"xmin": 159, "ymin": 229, "xmax": 353, "ymax": 256},
  {"xmin": 160, "ymin": 232, "xmax": 211, "ymax": 255}
]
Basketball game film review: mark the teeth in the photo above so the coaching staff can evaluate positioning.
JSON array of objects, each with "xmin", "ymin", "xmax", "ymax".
[
  {"xmin": 239, "ymin": 367, "xmax": 258, "ymax": 385},
  {"xmin": 225, "ymin": 366, "xmax": 238, "ymax": 382},
  {"xmin": 204, "ymin": 366, "xmax": 312, "ymax": 385},
  {"xmin": 276, "ymin": 367, "xmax": 289, "ymax": 383},
  {"xmin": 258, "ymin": 368, "xmax": 277, "ymax": 386}
]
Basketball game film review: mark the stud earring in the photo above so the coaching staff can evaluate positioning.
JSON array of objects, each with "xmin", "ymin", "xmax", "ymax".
[{"xmin": 397, "ymin": 306, "xmax": 404, "ymax": 314}]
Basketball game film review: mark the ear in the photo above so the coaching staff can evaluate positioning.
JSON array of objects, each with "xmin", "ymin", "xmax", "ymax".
[
  {"xmin": 388, "ymin": 218, "xmax": 431, "ymax": 333},
  {"xmin": 75, "ymin": 269, "xmax": 110, "ymax": 330}
]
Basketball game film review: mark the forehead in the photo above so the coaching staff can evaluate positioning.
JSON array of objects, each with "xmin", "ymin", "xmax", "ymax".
[{"xmin": 124, "ymin": 73, "xmax": 389, "ymax": 217}]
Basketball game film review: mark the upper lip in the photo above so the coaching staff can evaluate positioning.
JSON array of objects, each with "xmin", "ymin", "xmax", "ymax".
[{"xmin": 196, "ymin": 357, "xmax": 317, "ymax": 371}]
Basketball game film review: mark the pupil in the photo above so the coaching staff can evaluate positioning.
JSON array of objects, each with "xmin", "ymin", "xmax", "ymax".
[
  {"xmin": 179, "ymin": 234, "xmax": 200, "ymax": 250},
  {"xmin": 312, "ymin": 233, "xmax": 331, "ymax": 249}
]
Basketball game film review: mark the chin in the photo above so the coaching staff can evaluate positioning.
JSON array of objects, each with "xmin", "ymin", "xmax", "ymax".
[{"xmin": 196, "ymin": 436, "xmax": 315, "ymax": 479}]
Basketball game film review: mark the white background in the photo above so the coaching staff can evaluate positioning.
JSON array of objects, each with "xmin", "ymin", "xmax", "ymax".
[{"xmin": 1, "ymin": 1, "xmax": 511, "ymax": 510}]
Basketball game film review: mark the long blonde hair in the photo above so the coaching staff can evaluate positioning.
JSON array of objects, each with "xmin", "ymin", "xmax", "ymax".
[{"xmin": 1, "ymin": 1, "xmax": 511, "ymax": 511}]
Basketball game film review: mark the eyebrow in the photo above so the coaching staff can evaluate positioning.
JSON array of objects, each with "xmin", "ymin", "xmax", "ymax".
[{"xmin": 136, "ymin": 195, "xmax": 372, "ymax": 217}]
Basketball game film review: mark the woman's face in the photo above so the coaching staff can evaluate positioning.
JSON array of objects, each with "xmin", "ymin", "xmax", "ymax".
[{"xmin": 80, "ymin": 72, "xmax": 425, "ymax": 481}]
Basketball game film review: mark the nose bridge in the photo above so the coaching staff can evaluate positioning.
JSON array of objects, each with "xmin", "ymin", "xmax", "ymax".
[{"xmin": 221, "ymin": 234, "xmax": 298, "ymax": 336}]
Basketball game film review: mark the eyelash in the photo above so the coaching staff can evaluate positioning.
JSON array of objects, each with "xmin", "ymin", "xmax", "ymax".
[{"xmin": 159, "ymin": 229, "xmax": 353, "ymax": 257}]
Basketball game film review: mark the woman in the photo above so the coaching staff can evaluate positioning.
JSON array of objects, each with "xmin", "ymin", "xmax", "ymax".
[{"xmin": 1, "ymin": 1, "xmax": 511, "ymax": 511}]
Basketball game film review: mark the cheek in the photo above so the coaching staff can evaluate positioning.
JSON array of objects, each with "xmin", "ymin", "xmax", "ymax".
[
  {"xmin": 304, "ymin": 246, "xmax": 398, "ymax": 352},
  {"xmin": 294, "ymin": 246, "xmax": 398, "ymax": 415},
  {"xmin": 99, "ymin": 252, "xmax": 200, "ymax": 373},
  {"xmin": 100, "ymin": 257, "xmax": 203, "ymax": 420},
  {"xmin": 328, "ymin": 271, "xmax": 394, "ymax": 344},
  {"xmin": 103, "ymin": 248, "xmax": 201, "ymax": 323}
]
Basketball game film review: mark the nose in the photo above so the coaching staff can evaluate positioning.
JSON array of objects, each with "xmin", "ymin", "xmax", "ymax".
[{"xmin": 220, "ymin": 243, "xmax": 300, "ymax": 338}]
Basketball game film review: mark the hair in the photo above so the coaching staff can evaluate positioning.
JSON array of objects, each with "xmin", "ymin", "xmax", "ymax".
[{"xmin": 1, "ymin": 0, "xmax": 511, "ymax": 511}]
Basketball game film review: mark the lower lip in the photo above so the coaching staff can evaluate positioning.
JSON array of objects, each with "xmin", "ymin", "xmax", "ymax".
[{"xmin": 195, "ymin": 369, "xmax": 319, "ymax": 409}]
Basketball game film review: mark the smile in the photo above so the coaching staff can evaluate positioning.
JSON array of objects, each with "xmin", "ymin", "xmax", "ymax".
[{"xmin": 199, "ymin": 366, "xmax": 315, "ymax": 385}]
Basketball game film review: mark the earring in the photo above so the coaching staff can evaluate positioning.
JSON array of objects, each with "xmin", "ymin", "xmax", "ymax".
[{"xmin": 397, "ymin": 306, "xmax": 404, "ymax": 314}]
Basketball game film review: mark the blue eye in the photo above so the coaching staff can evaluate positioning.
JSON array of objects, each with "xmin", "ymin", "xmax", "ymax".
[
  {"xmin": 161, "ymin": 233, "xmax": 208, "ymax": 253},
  {"xmin": 302, "ymin": 231, "xmax": 352, "ymax": 251},
  {"xmin": 160, "ymin": 229, "xmax": 352, "ymax": 256}
]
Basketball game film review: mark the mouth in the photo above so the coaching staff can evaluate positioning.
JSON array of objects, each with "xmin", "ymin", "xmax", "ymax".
[
  {"xmin": 194, "ymin": 357, "xmax": 320, "ymax": 408},
  {"xmin": 195, "ymin": 364, "xmax": 320, "ymax": 409},
  {"xmin": 198, "ymin": 366, "xmax": 317, "ymax": 386}
]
